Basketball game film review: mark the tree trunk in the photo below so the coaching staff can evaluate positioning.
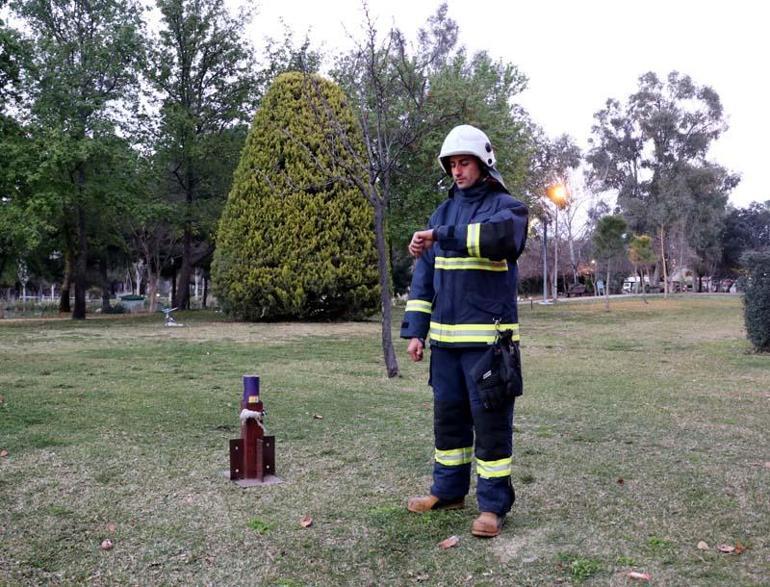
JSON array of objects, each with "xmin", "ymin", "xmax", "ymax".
[
  {"xmin": 133, "ymin": 260, "xmax": 144, "ymax": 296},
  {"xmin": 542, "ymin": 220, "xmax": 548, "ymax": 303},
  {"xmin": 100, "ymin": 258, "xmax": 111, "ymax": 312},
  {"xmin": 373, "ymin": 200, "xmax": 399, "ymax": 378},
  {"xmin": 147, "ymin": 269, "xmax": 159, "ymax": 313},
  {"xmin": 604, "ymin": 262, "xmax": 611, "ymax": 312},
  {"xmin": 72, "ymin": 202, "xmax": 87, "ymax": 320},
  {"xmin": 659, "ymin": 227, "xmax": 669, "ymax": 298},
  {"xmin": 171, "ymin": 262, "xmax": 178, "ymax": 306},
  {"xmin": 174, "ymin": 226, "xmax": 192, "ymax": 310},
  {"xmin": 202, "ymin": 273, "xmax": 209, "ymax": 309},
  {"xmin": 59, "ymin": 251, "xmax": 73, "ymax": 313}
]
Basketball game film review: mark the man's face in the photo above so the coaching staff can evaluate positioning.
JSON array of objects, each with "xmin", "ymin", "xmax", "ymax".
[{"xmin": 449, "ymin": 155, "xmax": 481, "ymax": 189}]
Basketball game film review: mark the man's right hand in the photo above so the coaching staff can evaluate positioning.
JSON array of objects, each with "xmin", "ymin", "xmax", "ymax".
[
  {"xmin": 408, "ymin": 229, "xmax": 435, "ymax": 257},
  {"xmin": 407, "ymin": 337, "xmax": 424, "ymax": 362}
]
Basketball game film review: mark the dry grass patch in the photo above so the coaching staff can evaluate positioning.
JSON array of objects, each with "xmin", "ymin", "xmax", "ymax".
[{"xmin": 1, "ymin": 296, "xmax": 768, "ymax": 585}]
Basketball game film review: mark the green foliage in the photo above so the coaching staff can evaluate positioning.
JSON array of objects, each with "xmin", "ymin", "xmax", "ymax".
[
  {"xmin": 1, "ymin": 16, "xmax": 43, "ymax": 280},
  {"xmin": 148, "ymin": 0, "xmax": 259, "ymax": 308},
  {"xmin": 14, "ymin": 0, "xmax": 145, "ymax": 131},
  {"xmin": 557, "ymin": 553, "xmax": 603, "ymax": 582},
  {"xmin": 587, "ymin": 71, "xmax": 738, "ymax": 276},
  {"xmin": 247, "ymin": 518, "xmax": 272, "ymax": 534},
  {"xmin": 594, "ymin": 215, "xmax": 627, "ymax": 302},
  {"xmin": 0, "ymin": 116, "xmax": 45, "ymax": 274},
  {"xmin": 593, "ymin": 215, "xmax": 627, "ymax": 262},
  {"xmin": 0, "ymin": 10, "xmax": 29, "ymax": 106},
  {"xmin": 628, "ymin": 234, "xmax": 656, "ymax": 266},
  {"xmin": 646, "ymin": 535, "xmax": 674, "ymax": 552},
  {"xmin": 9, "ymin": 0, "xmax": 146, "ymax": 317},
  {"xmin": 722, "ymin": 201, "xmax": 770, "ymax": 274},
  {"xmin": 212, "ymin": 72, "xmax": 380, "ymax": 321},
  {"xmin": 260, "ymin": 25, "xmax": 322, "ymax": 87},
  {"xmin": 742, "ymin": 251, "xmax": 770, "ymax": 352}
]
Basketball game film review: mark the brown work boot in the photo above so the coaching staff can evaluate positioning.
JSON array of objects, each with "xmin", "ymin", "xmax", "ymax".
[
  {"xmin": 471, "ymin": 512, "xmax": 504, "ymax": 537},
  {"xmin": 406, "ymin": 494, "xmax": 465, "ymax": 513}
]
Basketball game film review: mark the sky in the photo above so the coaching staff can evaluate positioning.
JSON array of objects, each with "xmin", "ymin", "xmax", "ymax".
[{"xmin": 247, "ymin": 0, "xmax": 769, "ymax": 208}]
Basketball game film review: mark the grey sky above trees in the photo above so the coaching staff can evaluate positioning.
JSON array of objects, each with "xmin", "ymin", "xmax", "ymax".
[{"xmin": 246, "ymin": 0, "xmax": 768, "ymax": 208}]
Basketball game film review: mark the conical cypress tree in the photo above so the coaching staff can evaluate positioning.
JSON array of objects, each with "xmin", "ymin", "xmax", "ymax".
[{"xmin": 212, "ymin": 72, "xmax": 380, "ymax": 320}]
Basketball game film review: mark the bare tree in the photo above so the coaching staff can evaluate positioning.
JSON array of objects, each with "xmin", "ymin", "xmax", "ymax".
[{"xmin": 302, "ymin": 5, "xmax": 458, "ymax": 377}]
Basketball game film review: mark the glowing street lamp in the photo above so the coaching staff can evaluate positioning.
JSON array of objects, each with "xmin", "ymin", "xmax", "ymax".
[{"xmin": 546, "ymin": 183, "xmax": 568, "ymax": 208}]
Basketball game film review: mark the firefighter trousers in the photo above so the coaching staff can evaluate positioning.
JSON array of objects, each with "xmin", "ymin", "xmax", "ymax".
[{"xmin": 429, "ymin": 346, "xmax": 515, "ymax": 516}]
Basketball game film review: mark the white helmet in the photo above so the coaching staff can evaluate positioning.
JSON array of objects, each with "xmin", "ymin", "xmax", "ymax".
[{"xmin": 438, "ymin": 124, "xmax": 496, "ymax": 175}]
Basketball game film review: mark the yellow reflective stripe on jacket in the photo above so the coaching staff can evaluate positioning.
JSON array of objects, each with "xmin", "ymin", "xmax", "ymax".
[
  {"xmin": 435, "ymin": 257, "xmax": 508, "ymax": 272},
  {"xmin": 405, "ymin": 299, "xmax": 432, "ymax": 314},
  {"xmin": 476, "ymin": 457, "xmax": 512, "ymax": 478},
  {"xmin": 429, "ymin": 322, "xmax": 519, "ymax": 344},
  {"xmin": 435, "ymin": 447, "xmax": 473, "ymax": 466},
  {"xmin": 466, "ymin": 223, "xmax": 481, "ymax": 257}
]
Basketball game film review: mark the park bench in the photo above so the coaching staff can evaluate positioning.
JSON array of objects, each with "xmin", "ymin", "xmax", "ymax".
[{"xmin": 566, "ymin": 283, "xmax": 588, "ymax": 297}]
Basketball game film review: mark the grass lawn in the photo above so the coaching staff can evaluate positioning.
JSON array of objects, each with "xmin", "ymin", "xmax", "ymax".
[{"xmin": 1, "ymin": 296, "xmax": 768, "ymax": 585}]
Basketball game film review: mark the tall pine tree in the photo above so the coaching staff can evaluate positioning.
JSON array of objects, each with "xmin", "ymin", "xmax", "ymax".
[{"xmin": 212, "ymin": 72, "xmax": 379, "ymax": 321}]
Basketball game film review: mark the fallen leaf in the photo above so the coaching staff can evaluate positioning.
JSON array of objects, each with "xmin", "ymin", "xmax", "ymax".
[
  {"xmin": 106, "ymin": 522, "xmax": 117, "ymax": 533},
  {"xmin": 626, "ymin": 571, "xmax": 651, "ymax": 581},
  {"xmin": 100, "ymin": 539, "xmax": 114, "ymax": 551},
  {"xmin": 617, "ymin": 477, "xmax": 625, "ymax": 485},
  {"xmin": 717, "ymin": 544, "xmax": 735, "ymax": 553},
  {"xmin": 299, "ymin": 515, "xmax": 313, "ymax": 528},
  {"xmin": 438, "ymin": 535, "xmax": 459, "ymax": 549},
  {"xmin": 0, "ymin": 449, "xmax": 8, "ymax": 458},
  {"xmin": 734, "ymin": 542, "xmax": 748, "ymax": 554},
  {"xmin": 312, "ymin": 414, "xmax": 323, "ymax": 420},
  {"xmin": 697, "ymin": 541, "xmax": 709, "ymax": 550}
]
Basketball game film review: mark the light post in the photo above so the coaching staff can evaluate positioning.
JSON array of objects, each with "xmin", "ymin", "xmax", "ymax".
[
  {"xmin": 545, "ymin": 183, "xmax": 568, "ymax": 302},
  {"xmin": 541, "ymin": 215, "xmax": 549, "ymax": 304}
]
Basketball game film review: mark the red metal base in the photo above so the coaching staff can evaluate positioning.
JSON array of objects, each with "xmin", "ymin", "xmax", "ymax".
[
  {"xmin": 222, "ymin": 471, "xmax": 282, "ymax": 487},
  {"xmin": 229, "ymin": 435, "xmax": 277, "ymax": 483}
]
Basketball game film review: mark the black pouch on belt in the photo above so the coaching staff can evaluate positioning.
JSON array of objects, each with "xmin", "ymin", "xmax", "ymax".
[{"xmin": 470, "ymin": 329, "xmax": 523, "ymax": 410}]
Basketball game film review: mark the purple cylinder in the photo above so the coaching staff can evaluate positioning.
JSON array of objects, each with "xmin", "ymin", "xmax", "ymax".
[{"xmin": 242, "ymin": 375, "xmax": 260, "ymax": 402}]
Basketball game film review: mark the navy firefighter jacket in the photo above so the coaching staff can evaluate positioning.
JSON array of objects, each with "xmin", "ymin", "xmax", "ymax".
[{"xmin": 400, "ymin": 180, "xmax": 529, "ymax": 347}]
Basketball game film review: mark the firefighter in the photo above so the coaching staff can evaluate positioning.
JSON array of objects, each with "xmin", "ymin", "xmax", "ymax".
[{"xmin": 401, "ymin": 124, "xmax": 529, "ymax": 537}]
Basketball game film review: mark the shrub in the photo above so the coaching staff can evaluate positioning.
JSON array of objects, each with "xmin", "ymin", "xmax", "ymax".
[
  {"xmin": 742, "ymin": 251, "xmax": 770, "ymax": 352},
  {"xmin": 212, "ymin": 72, "xmax": 379, "ymax": 321}
]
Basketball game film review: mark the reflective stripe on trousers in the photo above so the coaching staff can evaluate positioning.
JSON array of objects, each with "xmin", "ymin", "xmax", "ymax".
[{"xmin": 429, "ymin": 346, "xmax": 515, "ymax": 516}]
